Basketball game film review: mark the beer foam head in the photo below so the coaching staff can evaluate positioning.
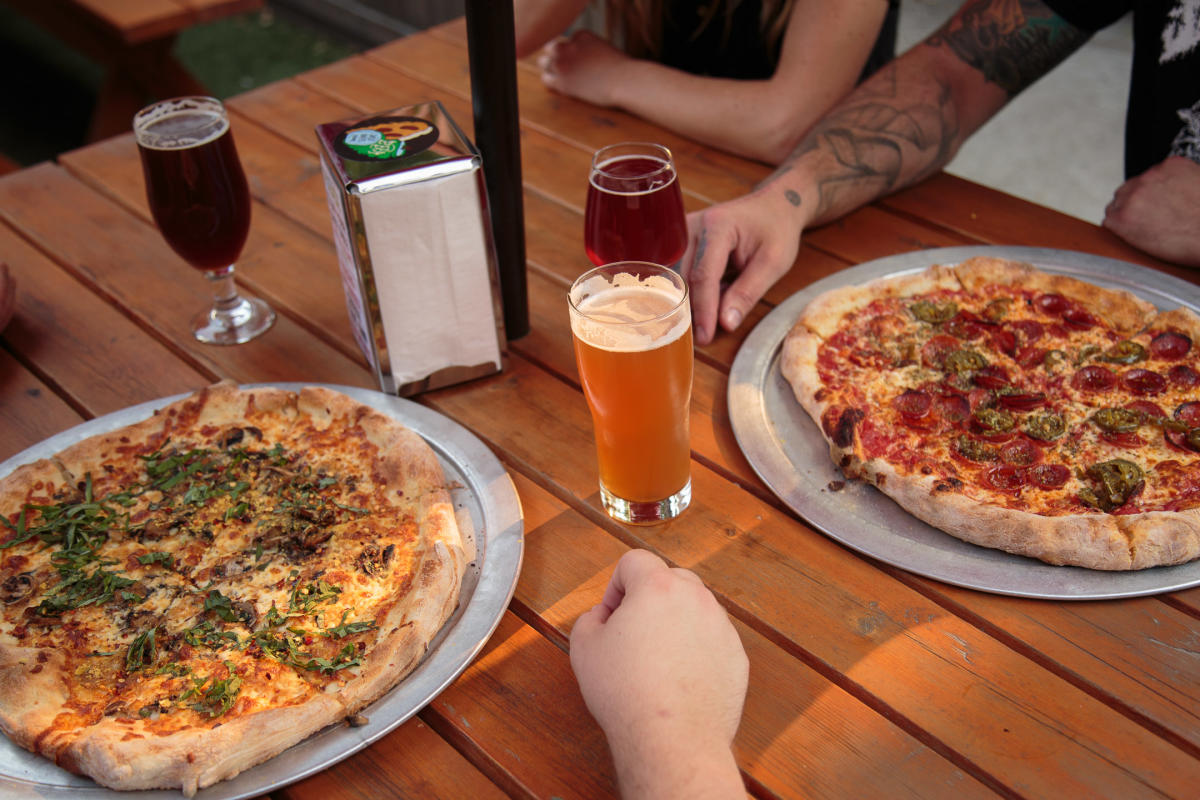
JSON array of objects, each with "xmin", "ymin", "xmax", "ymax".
[
  {"xmin": 569, "ymin": 271, "xmax": 690, "ymax": 352},
  {"xmin": 134, "ymin": 97, "xmax": 229, "ymax": 151}
]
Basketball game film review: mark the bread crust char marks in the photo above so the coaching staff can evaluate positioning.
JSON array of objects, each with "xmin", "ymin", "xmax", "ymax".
[
  {"xmin": 781, "ymin": 258, "xmax": 1200, "ymax": 571},
  {"xmin": 0, "ymin": 382, "xmax": 468, "ymax": 795}
]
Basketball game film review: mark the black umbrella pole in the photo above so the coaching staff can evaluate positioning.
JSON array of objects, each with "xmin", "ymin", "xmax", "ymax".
[{"xmin": 465, "ymin": 0, "xmax": 529, "ymax": 340}]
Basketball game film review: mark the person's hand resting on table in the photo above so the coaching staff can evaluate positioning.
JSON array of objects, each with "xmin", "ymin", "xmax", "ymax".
[
  {"xmin": 1102, "ymin": 156, "xmax": 1200, "ymax": 269},
  {"xmin": 681, "ymin": 186, "xmax": 807, "ymax": 346},
  {"xmin": 569, "ymin": 549, "xmax": 749, "ymax": 800},
  {"xmin": 537, "ymin": 30, "xmax": 629, "ymax": 110}
]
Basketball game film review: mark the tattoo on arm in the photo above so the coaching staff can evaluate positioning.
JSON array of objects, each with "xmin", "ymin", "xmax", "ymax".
[
  {"xmin": 928, "ymin": 0, "xmax": 1089, "ymax": 96},
  {"xmin": 762, "ymin": 65, "xmax": 959, "ymax": 220},
  {"xmin": 694, "ymin": 228, "xmax": 708, "ymax": 266},
  {"xmin": 755, "ymin": 1, "xmax": 1085, "ymax": 223}
]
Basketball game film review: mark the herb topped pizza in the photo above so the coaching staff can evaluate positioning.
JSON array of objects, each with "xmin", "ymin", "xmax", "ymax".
[
  {"xmin": 0, "ymin": 382, "xmax": 472, "ymax": 795},
  {"xmin": 781, "ymin": 256, "xmax": 1200, "ymax": 570}
]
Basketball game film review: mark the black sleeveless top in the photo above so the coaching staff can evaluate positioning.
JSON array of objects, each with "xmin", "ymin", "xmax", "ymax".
[
  {"xmin": 1043, "ymin": 0, "xmax": 1200, "ymax": 178},
  {"xmin": 657, "ymin": 0, "xmax": 900, "ymax": 83}
]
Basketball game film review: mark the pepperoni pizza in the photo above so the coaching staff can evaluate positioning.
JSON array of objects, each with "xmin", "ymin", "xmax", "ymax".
[{"xmin": 782, "ymin": 256, "xmax": 1200, "ymax": 570}]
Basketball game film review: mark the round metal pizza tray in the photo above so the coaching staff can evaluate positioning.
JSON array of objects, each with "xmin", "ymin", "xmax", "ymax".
[
  {"xmin": 0, "ymin": 383, "xmax": 524, "ymax": 799},
  {"xmin": 729, "ymin": 246, "xmax": 1200, "ymax": 600}
]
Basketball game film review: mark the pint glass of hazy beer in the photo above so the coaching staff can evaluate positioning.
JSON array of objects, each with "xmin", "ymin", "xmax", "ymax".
[{"xmin": 568, "ymin": 262, "xmax": 693, "ymax": 524}]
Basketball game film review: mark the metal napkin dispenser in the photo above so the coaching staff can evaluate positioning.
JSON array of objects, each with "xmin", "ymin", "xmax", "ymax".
[{"xmin": 316, "ymin": 101, "xmax": 507, "ymax": 396}]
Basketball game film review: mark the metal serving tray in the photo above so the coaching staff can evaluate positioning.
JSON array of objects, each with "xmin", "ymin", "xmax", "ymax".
[
  {"xmin": 0, "ymin": 383, "xmax": 524, "ymax": 798},
  {"xmin": 729, "ymin": 246, "xmax": 1200, "ymax": 600}
]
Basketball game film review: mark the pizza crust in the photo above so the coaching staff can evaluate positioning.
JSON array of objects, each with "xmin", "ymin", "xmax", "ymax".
[
  {"xmin": 1148, "ymin": 307, "xmax": 1200, "ymax": 341},
  {"xmin": 58, "ymin": 692, "xmax": 345, "ymax": 795},
  {"xmin": 798, "ymin": 264, "xmax": 961, "ymax": 338},
  {"xmin": 952, "ymin": 256, "xmax": 1157, "ymax": 335}
]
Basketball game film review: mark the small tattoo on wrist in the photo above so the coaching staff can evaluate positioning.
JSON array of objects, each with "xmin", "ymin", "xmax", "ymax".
[
  {"xmin": 784, "ymin": 190, "xmax": 801, "ymax": 207},
  {"xmin": 694, "ymin": 229, "xmax": 708, "ymax": 264}
]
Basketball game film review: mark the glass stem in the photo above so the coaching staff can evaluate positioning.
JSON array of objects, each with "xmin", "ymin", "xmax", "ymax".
[{"xmin": 206, "ymin": 265, "xmax": 241, "ymax": 315}]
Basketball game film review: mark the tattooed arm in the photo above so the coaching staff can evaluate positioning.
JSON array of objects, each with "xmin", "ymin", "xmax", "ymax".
[{"xmin": 682, "ymin": 0, "xmax": 1090, "ymax": 345}]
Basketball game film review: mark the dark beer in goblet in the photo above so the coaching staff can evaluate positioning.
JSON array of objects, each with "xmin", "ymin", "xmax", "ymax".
[{"xmin": 134, "ymin": 96, "xmax": 274, "ymax": 344}]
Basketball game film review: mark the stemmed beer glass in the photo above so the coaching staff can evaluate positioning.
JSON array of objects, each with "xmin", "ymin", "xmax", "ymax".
[
  {"xmin": 584, "ymin": 142, "xmax": 688, "ymax": 267},
  {"xmin": 134, "ymin": 96, "xmax": 275, "ymax": 344}
]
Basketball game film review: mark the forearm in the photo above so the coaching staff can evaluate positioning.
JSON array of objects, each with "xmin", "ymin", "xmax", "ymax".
[
  {"xmin": 762, "ymin": 0, "xmax": 1090, "ymax": 229},
  {"xmin": 757, "ymin": 49, "xmax": 970, "ymax": 230},
  {"xmin": 605, "ymin": 61, "xmax": 842, "ymax": 165},
  {"xmin": 608, "ymin": 731, "xmax": 744, "ymax": 800}
]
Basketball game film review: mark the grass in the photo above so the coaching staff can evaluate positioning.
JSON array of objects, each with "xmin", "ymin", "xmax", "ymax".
[{"xmin": 176, "ymin": 8, "xmax": 362, "ymax": 98}]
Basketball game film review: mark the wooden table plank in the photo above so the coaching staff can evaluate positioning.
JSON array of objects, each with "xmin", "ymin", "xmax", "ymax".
[
  {"xmin": 0, "ymin": 164, "xmax": 370, "ymax": 388},
  {"xmin": 59, "ymin": 135, "xmax": 366, "ymax": 366},
  {"xmin": 71, "ymin": 0, "xmax": 262, "ymax": 44},
  {"xmin": 882, "ymin": 174, "xmax": 1200, "ymax": 285},
  {"xmin": 0, "ymin": 223, "xmax": 211, "ymax": 423},
  {"xmin": 277, "ymin": 717, "xmax": 508, "ymax": 800},
  {"xmin": 0, "ymin": 350, "xmax": 84, "ymax": 460},
  {"xmin": 507, "ymin": 471, "xmax": 999, "ymax": 799},
  {"xmin": 418, "ymin": 353, "xmax": 1200, "ymax": 797}
]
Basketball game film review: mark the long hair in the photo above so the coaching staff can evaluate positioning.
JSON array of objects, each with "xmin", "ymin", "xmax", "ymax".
[{"xmin": 605, "ymin": 0, "xmax": 796, "ymax": 59}]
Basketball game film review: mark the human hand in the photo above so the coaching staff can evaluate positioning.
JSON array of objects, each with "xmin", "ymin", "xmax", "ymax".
[
  {"xmin": 537, "ymin": 30, "xmax": 629, "ymax": 107},
  {"xmin": 569, "ymin": 549, "xmax": 748, "ymax": 799},
  {"xmin": 681, "ymin": 188, "xmax": 805, "ymax": 345},
  {"xmin": 1103, "ymin": 156, "xmax": 1200, "ymax": 269}
]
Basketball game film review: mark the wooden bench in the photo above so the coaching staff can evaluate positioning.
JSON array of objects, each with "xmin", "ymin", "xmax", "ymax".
[{"xmin": 3, "ymin": 0, "xmax": 263, "ymax": 141}]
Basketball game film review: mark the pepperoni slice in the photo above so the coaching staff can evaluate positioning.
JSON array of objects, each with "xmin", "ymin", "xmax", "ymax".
[
  {"xmin": 1165, "ymin": 428, "xmax": 1199, "ymax": 454},
  {"xmin": 1045, "ymin": 322, "xmax": 1071, "ymax": 340},
  {"xmin": 828, "ymin": 329, "xmax": 857, "ymax": 350},
  {"xmin": 934, "ymin": 393, "xmax": 971, "ymax": 425},
  {"xmin": 892, "ymin": 389, "xmax": 932, "ymax": 420},
  {"xmin": 988, "ymin": 327, "xmax": 1017, "ymax": 356},
  {"xmin": 1169, "ymin": 364, "xmax": 1200, "ymax": 389},
  {"xmin": 1027, "ymin": 463, "xmax": 1070, "ymax": 490},
  {"xmin": 1035, "ymin": 293, "xmax": 1068, "ymax": 315},
  {"xmin": 1176, "ymin": 401, "xmax": 1200, "ymax": 427},
  {"xmin": 967, "ymin": 388, "xmax": 993, "ymax": 412},
  {"xmin": 984, "ymin": 465, "xmax": 1027, "ymax": 493},
  {"xmin": 1101, "ymin": 431, "xmax": 1144, "ymax": 449},
  {"xmin": 1000, "ymin": 437, "xmax": 1043, "ymax": 467},
  {"xmin": 972, "ymin": 365, "xmax": 1011, "ymax": 390},
  {"xmin": 1121, "ymin": 368, "xmax": 1167, "ymax": 396},
  {"xmin": 1015, "ymin": 345, "xmax": 1047, "ymax": 369},
  {"xmin": 1010, "ymin": 319, "xmax": 1045, "ymax": 345},
  {"xmin": 1150, "ymin": 330, "xmax": 1192, "ymax": 360},
  {"xmin": 1125, "ymin": 400, "xmax": 1165, "ymax": 421},
  {"xmin": 1062, "ymin": 308, "xmax": 1099, "ymax": 330},
  {"xmin": 945, "ymin": 313, "xmax": 988, "ymax": 341},
  {"xmin": 921, "ymin": 335, "xmax": 960, "ymax": 370},
  {"xmin": 998, "ymin": 392, "xmax": 1048, "ymax": 410},
  {"xmin": 1071, "ymin": 365, "xmax": 1117, "ymax": 393}
]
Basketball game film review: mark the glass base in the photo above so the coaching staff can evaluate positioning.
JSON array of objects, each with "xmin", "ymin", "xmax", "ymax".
[
  {"xmin": 192, "ymin": 295, "xmax": 276, "ymax": 345},
  {"xmin": 600, "ymin": 478, "xmax": 691, "ymax": 525}
]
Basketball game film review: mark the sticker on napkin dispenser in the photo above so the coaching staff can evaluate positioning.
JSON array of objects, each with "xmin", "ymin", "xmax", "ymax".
[{"xmin": 316, "ymin": 101, "xmax": 507, "ymax": 396}]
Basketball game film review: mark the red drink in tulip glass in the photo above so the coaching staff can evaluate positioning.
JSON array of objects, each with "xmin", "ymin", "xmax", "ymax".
[
  {"xmin": 585, "ymin": 145, "xmax": 687, "ymax": 267},
  {"xmin": 137, "ymin": 110, "xmax": 251, "ymax": 271}
]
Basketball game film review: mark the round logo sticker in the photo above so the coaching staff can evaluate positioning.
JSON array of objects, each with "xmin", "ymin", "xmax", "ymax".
[{"xmin": 335, "ymin": 115, "xmax": 440, "ymax": 162}]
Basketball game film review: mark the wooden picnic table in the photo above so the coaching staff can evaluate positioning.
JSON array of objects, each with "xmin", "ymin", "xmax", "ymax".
[
  {"xmin": 3, "ymin": 16, "xmax": 1200, "ymax": 800},
  {"xmin": 2, "ymin": 0, "xmax": 263, "ymax": 141}
]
